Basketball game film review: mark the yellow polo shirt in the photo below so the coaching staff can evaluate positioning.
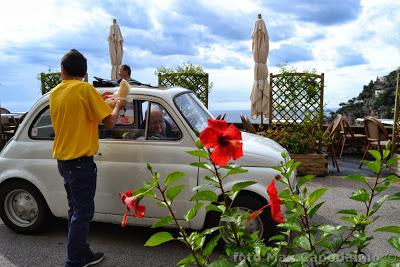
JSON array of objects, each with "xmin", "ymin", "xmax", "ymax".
[{"xmin": 50, "ymin": 80, "xmax": 112, "ymax": 160}]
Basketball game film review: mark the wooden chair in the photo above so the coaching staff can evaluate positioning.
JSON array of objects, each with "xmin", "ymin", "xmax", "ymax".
[
  {"xmin": 0, "ymin": 108, "xmax": 17, "ymax": 142},
  {"xmin": 240, "ymin": 114, "xmax": 257, "ymax": 134},
  {"xmin": 216, "ymin": 113, "xmax": 226, "ymax": 120},
  {"xmin": 320, "ymin": 116, "xmax": 342, "ymax": 172},
  {"xmin": 359, "ymin": 117, "xmax": 390, "ymax": 168},
  {"xmin": 338, "ymin": 116, "xmax": 367, "ymax": 157}
]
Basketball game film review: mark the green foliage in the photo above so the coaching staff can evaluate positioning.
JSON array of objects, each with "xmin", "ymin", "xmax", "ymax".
[
  {"xmin": 38, "ymin": 70, "xmax": 61, "ymax": 95},
  {"xmin": 126, "ymin": 139, "xmax": 400, "ymax": 266},
  {"xmin": 260, "ymin": 116, "xmax": 324, "ymax": 154},
  {"xmin": 156, "ymin": 62, "xmax": 213, "ymax": 108}
]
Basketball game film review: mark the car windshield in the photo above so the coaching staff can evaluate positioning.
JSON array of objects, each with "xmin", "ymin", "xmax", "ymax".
[{"xmin": 174, "ymin": 92, "xmax": 212, "ymax": 132}]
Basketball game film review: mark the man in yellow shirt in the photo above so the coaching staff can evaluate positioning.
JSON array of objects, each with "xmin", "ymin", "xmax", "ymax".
[{"xmin": 50, "ymin": 49, "xmax": 125, "ymax": 267}]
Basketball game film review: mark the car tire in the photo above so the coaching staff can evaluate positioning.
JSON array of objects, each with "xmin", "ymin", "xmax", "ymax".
[
  {"xmin": 204, "ymin": 192, "xmax": 276, "ymax": 245},
  {"xmin": 0, "ymin": 180, "xmax": 51, "ymax": 234}
]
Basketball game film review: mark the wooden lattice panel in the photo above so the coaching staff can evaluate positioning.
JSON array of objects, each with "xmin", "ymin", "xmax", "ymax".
[
  {"xmin": 158, "ymin": 73, "xmax": 209, "ymax": 108},
  {"xmin": 269, "ymin": 72, "xmax": 324, "ymax": 128},
  {"xmin": 40, "ymin": 72, "xmax": 61, "ymax": 95}
]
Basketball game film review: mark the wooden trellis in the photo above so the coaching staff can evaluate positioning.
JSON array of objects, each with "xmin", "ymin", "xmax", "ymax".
[
  {"xmin": 40, "ymin": 72, "xmax": 61, "ymax": 95},
  {"xmin": 269, "ymin": 72, "xmax": 324, "ymax": 128},
  {"xmin": 158, "ymin": 73, "xmax": 209, "ymax": 108}
]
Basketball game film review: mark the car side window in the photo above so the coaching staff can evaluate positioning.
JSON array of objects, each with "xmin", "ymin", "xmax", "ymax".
[
  {"xmin": 29, "ymin": 107, "xmax": 55, "ymax": 140},
  {"xmin": 145, "ymin": 102, "xmax": 182, "ymax": 141},
  {"xmin": 99, "ymin": 100, "xmax": 138, "ymax": 139}
]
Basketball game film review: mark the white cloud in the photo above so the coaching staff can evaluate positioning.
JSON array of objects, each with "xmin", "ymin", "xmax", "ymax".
[{"xmin": 0, "ymin": 0, "xmax": 399, "ymax": 114}]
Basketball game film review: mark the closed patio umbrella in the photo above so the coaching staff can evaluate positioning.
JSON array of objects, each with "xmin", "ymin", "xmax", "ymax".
[
  {"xmin": 108, "ymin": 19, "xmax": 124, "ymax": 80},
  {"xmin": 250, "ymin": 14, "xmax": 269, "ymax": 124}
]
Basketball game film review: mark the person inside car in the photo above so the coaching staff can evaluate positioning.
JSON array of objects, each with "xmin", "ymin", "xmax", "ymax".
[
  {"xmin": 118, "ymin": 64, "xmax": 132, "ymax": 82},
  {"xmin": 148, "ymin": 108, "xmax": 167, "ymax": 139}
]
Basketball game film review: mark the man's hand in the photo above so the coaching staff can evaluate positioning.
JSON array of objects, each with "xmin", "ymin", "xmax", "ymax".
[
  {"xmin": 102, "ymin": 98, "xmax": 126, "ymax": 129},
  {"xmin": 116, "ymin": 99, "xmax": 126, "ymax": 110}
]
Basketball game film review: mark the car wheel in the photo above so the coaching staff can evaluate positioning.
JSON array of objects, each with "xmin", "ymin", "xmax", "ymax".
[
  {"xmin": 205, "ymin": 192, "xmax": 276, "ymax": 244},
  {"xmin": 0, "ymin": 180, "xmax": 50, "ymax": 234}
]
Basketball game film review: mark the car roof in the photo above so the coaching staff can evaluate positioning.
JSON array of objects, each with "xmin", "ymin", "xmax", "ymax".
[
  {"xmin": 41, "ymin": 85, "xmax": 192, "ymax": 100},
  {"xmin": 96, "ymin": 85, "xmax": 191, "ymax": 98}
]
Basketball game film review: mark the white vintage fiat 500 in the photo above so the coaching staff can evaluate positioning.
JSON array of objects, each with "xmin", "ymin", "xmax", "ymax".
[{"xmin": 0, "ymin": 84, "xmax": 290, "ymax": 239}]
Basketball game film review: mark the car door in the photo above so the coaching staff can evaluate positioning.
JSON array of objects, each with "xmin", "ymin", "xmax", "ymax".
[{"xmin": 94, "ymin": 96, "xmax": 199, "ymax": 219}]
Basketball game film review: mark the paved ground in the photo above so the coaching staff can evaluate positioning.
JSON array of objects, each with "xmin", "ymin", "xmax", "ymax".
[{"xmin": 0, "ymin": 156, "xmax": 399, "ymax": 266}]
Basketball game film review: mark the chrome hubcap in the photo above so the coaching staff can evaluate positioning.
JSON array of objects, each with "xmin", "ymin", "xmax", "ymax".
[{"xmin": 4, "ymin": 189, "xmax": 38, "ymax": 227}]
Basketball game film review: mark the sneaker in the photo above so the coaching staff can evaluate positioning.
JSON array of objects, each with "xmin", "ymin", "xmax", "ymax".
[{"xmin": 83, "ymin": 252, "xmax": 104, "ymax": 267}]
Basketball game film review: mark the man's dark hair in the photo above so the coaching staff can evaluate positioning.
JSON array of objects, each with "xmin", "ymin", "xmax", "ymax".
[
  {"xmin": 120, "ymin": 64, "xmax": 131, "ymax": 76},
  {"xmin": 61, "ymin": 49, "xmax": 87, "ymax": 77}
]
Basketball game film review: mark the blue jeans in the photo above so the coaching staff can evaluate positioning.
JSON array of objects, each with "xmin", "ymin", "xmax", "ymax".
[{"xmin": 57, "ymin": 156, "xmax": 97, "ymax": 267}]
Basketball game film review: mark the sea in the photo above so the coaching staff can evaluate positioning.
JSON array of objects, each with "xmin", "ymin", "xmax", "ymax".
[
  {"xmin": 209, "ymin": 110, "xmax": 262, "ymax": 123},
  {"xmin": 209, "ymin": 108, "xmax": 338, "ymax": 123}
]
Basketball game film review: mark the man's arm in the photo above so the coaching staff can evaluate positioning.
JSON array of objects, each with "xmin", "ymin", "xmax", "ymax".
[{"xmin": 102, "ymin": 99, "xmax": 126, "ymax": 129}]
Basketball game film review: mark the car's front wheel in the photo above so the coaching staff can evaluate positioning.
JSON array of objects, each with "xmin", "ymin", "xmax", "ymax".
[
  {"xmin": 205, "ymin": 192, "xmax": 276, "ymax": 244},
  {"xmin": 0, "ymin": 180, "xmax": 50, "ymax": 234}
]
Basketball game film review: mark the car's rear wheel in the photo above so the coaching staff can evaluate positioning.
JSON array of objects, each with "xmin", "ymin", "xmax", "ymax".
[
  {"xmin": 0, "ymin": 180, "xmax": 50, "ymax": 234},
  {"xmin": 205, "ymin": 192, "xmax": 276, "ymax": 245}
]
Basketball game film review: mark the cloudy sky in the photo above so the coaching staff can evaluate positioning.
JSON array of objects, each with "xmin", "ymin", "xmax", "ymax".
[{"xmin": 0, "ymin": 0, "xmax": 399, "ymax": 112}]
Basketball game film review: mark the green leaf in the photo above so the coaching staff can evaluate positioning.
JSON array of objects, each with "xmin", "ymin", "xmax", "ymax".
[
  {"xmin": 386, "ymin": 157, "xmax": 400, "ymax": 166},
  {"xmin": 388, "ymin": 192, "xmax": 400, "ymax": 200},
  {"xmin": 350, "ymin": 188, "xmax": 370, "ymax": 202},
  {"xmin": 367, "ymin": 161, "xmax": 381, "ymax": 174},
  {"xmin": 186, "ymin": 149, "xmax": 209, "ymax": 159},
  {"xmin": 369, "ymin": 150, "xmax": 382, "ymax": 161},
  {"xmin": 278, "ymin": 222, "xmax": 302, "ymax": 232},
  {"xmin": 232, "ymin": 181, "xmax": 257, "ymax": 193},
  {"xmin": 345, "ymin": 174, "xmax": 367, "ymax": 184},
  {"xmin": 308, "ymin": 202, "xmax": 324, "ymax": 218},
  {"xmin": 200, "ymin": 226, "xmax": 222, "ymax": 236},
  {"xmin": 305, "ymin": 188, "xmax": 328, "ymax": 208},
  {"xmin": 369, "ymin": 195, "xmax": 388, "ymax": 215},
  {"xmin": 157, "ymin": 201, "xmax": 168, "ymax": 208},
  {"xmin": 374, "ymin": 226, "xmax": 400, "ymax": 234},
  {"xmin": 338, "ymin": 209, "xmax": 358, "ymax": 215},
  {"xmin": 384, "ymin": 175, "xmax": 400, "ymax": 182},
  {"xmin": 151, "ymin": 215, "xmax": 173, "ymax": 228},
  {"xmin": 383, "ymin": 149, "xmax": 390, "ymax": 159},
  {"xmin": 144, "ymin": 232, "xmax": 174, "ymax": 246},
  {"xmin": 176, "ymin": 255, "xmax": 195, "ymax": 266},
  {"xmin": 203, "ymin": 175, "xmax": 219, "ymax": 184},
  {"xmin": 375, "ymin": 182, "xmax": 391, "ymax": 193},
  {"xmin": 165, "ymin": 172, "xmax": 186, "ymax": 186},
  {"xmin": 184, "ymin": 203, "xmax": 204, "ymax": 221},
  {"xmin": 294, "ymin": 235, "xmax": 311, "ymax": 251},
  {"xmin": 227, "ymin": 168, "xmax": 248, "ymax": 175},
  {"xmin": 388, "ymin": 236, "xmax": 400, "ymax": 251},
  {"xmin": 297, "ymin": 175, "xmax": 314, "ymax": 187},
  {"xmin": 165, "ymin": 185, "xmax": 185, "ymax": 202},
  {"xmin": 206, "ymin": 204, "xmax": 225, "ymax": 213},
  {"xmin": 203, "ymin": 234, "xmax": 221, "ymax": 257},
  {"xmin": 194, "ymin": 139, "xmax": 204, "ymax": 149},
  {"xmin": 190, "ymin": 190, "xmax": 218, "ymax": 202},
  {"xmin": 190, "ymin": 162, "xmax": 212, "ymax": 170}
]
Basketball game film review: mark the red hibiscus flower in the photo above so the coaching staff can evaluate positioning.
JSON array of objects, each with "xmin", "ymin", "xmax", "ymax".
[
  {"xmin": 118, "ymin": 190, "xmax": 145, "ymax": 227},
  {"xmin": 199, "ymin": 119, "xmax": 243, "ymax": 166},
  {"xmin": 248, "ymin": 180, "xmax": 285, "ymax": 224},
  {"xmin": 267, "ymin": 180, "xmax": 285, "ymax": 224}
]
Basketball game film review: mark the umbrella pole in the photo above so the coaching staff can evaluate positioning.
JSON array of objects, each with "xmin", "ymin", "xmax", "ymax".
[{"xmin": 260, "ymin": 113, "xmax": 263, "ymax": 128}]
